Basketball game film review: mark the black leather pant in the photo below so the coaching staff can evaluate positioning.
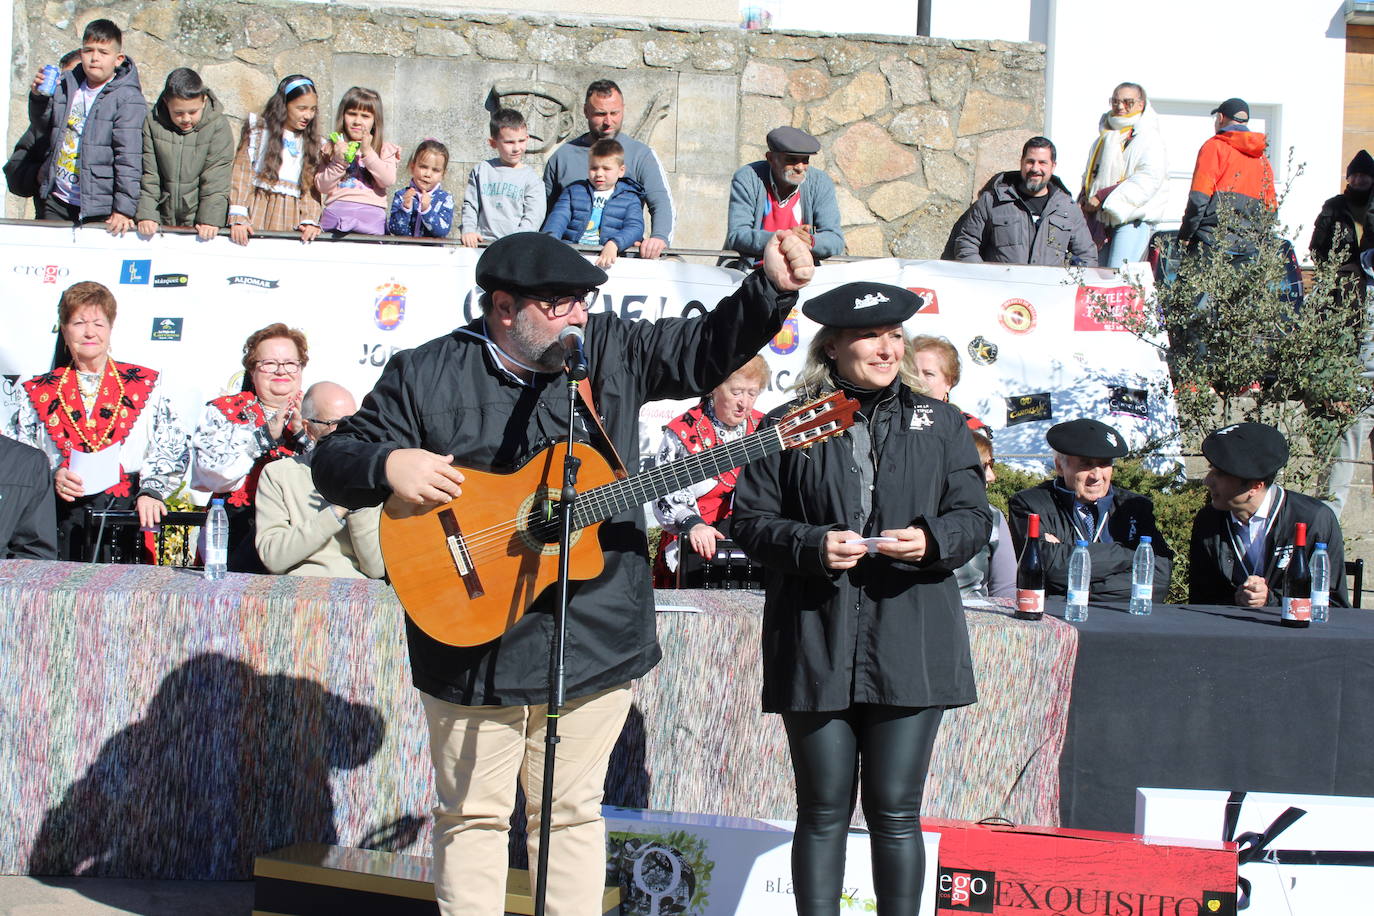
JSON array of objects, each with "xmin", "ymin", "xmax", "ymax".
[{"xmin": 782, "ymin": 704, "xmax": 944, "ymax": 916}]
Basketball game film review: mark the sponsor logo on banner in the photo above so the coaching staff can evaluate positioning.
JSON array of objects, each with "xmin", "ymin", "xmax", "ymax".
[
  {"xmin": 998, "ymin": 298, "xmax": 1037, "ymax": 334},
  {"xmin": 227, "ymin": 275, "xmax": 279, "ymax": 289},
  {"xmin": 153, "ymin": 273, "xmax": 188, "ymax": 288},
  {"xmin": 1202, "ymin": 890, "xmax": 1237, "ymax": 914},
  {"xmin": 606, "ymin": 833, "xmax": 699, "ymax": 915},
  {"xmin": 374, "ymin": 281, "xmax": 407, "ymax": 330},
  {"xmin": 908, "ymin": 286, "xmax": 939, "ymax": 314},
  {"xmin": 967, "ymin": 336, "xmax": 998, "ymax": 366},
  {"xmin": 1006, "ymin": 392, "xmax": 1052, "ymax": 426},
  {"xmin": 13, "ymin": 264, "xmax": 70, "ymax": 284},
  {"xmin": 151, "ymin": 317, "xmax": 183, "ymax": 341},
  {"xmin": 936, "ymin": 867, "xmax": 994, "ymax": 912},
  {"xmin": 120, "ymin": 260, "xmax": 152, "ymax": 285},
  {"xmin": 1074, "ymin": 285, "xmax": 1142, "ymax": 332},
  {"xmin": 1108, "ymin": 385, "xmax": 1149, "ymax": 419},
  {"xmin": 770, "ymin": 309, "xmax": 800, "ymax": 355}
]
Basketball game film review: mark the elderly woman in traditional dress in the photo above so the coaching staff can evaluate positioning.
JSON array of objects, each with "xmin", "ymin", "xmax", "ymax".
[
  {"xmin": 9, "ymin": 281, "xmax": 188, "ymax": 560},
  {"xmin": 652, "ymin": 354, "xmax": 770, "ymax": 586},
  {"xmin": 733, "ymin": 283, "xmax": 992, "ymax": 916},
  {"xmin": 190, "ymin": 322, "xmax": 309, "ymax": 572}
]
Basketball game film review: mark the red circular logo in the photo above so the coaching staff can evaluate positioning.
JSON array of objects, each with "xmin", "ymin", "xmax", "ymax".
[{"xmin": 998, "ymin": 298, "xmax": 1037, "ymax": 334}]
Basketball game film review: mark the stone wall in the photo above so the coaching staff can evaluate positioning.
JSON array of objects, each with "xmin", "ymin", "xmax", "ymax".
[{"xmin": 6, "ymin": 0, "xmax": 1045, "ymax": 257}]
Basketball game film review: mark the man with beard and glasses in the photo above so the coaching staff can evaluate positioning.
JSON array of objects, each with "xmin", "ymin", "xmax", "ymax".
[
  {"xmin": 725, "ymin": 125, "xmax": 845, "ymax": 265},
  {"xmin": 311, "ymin": 229, "xmax": 814, "ymax": 916},
  {"xmin": 948, "ymin": 136, "xmax": 1097, "ymax": 267},
  {"xmin": 543, "ymin": 79, "xmax": 674, "ymax": 259}
]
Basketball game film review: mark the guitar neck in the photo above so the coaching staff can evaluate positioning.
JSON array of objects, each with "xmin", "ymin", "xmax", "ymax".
[{"xmin": 572, "ymin": 426, "xmax": 784, "ymax": 527}]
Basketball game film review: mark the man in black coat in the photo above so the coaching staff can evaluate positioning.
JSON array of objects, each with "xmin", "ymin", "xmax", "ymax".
[
  {"xmin": 0, "ymin": 436, "xmax": 58, "ymax": 559},
  {"xmin": 1310, "ymin": 150, "xmax": 1374, "ymax": 273},
  {"xmin": 312, "ymin": 230, "xmax": 813, "ymax": 916},
  {"xmin": 1189, "ymin": 422, "xmax": 1348, "ymax": 607},
  {"xmin": 1009, "ymin": 418, "xmax": 1172, "ymax": 601}
]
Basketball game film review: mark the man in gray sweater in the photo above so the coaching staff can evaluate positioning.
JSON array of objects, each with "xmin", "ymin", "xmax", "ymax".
[{"xmin": 544, "ymin": 79, "xmax": 674, "ymax": 259}]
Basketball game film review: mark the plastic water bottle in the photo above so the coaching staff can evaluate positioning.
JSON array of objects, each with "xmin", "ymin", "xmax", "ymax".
[
  {"xmin": 1066, "ymin": 539, "xmax": 1091, "ymax": 622},
  {"xmin": 204, "ymin": 498, "xmax": 228, "ymax": 581},
  {"xmin": 1311, "ymin": 541, "xmax": 1331, "ymax": 624},
  {"xmin": 1129, "ymin": 536, "xmax": 1154, "ymax": 616}
]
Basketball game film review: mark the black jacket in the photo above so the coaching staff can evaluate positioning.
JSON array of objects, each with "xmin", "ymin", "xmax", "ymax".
[
  {"xmin": 1188, "ymin": 486, "xmax": 1348, "ymax": 607},
  {"xmin": 1008, "ymin": 480, "xmax": 1173, "ymax": 602},
  {"xmin": 313, "ymin": 269, "xmax": 793, "ymax": 706},
  {"xmin": 1309, "ymin": 192, "xmax": 1373, "ymax": 270},
  {"xmin": 732, "ymin": 385, "xmax": 991, "ymax": 713},
  {"xmin": 0, "ymin": 436, "xmax": 57, "ymax": 560}
]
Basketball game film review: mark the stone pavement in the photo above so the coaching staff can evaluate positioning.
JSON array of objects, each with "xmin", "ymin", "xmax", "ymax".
[{"xmin": 0, "ymin": 877, "xmax": 254, "ymax": 915}]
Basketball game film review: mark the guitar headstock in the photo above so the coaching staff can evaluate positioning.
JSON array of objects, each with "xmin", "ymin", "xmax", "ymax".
[{"xmin": 777, "ymin": 390, "xmax": 859, "ymax": 450}]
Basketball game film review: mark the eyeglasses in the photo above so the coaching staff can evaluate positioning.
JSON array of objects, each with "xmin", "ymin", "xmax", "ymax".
[
  {"xmin": 521, "ymin": 289, "xmax": 598, "ymax": 318},
  {"xmin": 255, "ymin": 359, "xmax": 302, "ymax": 374},
  {"xmin": 305, "ymin": 417, "xmax": 342, "ymax": 427},
  {"xmin": 1109, "ymin": 96, "xmax": 1142, "ymax": 109}
]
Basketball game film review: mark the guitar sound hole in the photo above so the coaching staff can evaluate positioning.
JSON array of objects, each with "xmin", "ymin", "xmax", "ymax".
[{"xmin": 524, "ymin": 500, "xmax": 562, "ymax": 545}]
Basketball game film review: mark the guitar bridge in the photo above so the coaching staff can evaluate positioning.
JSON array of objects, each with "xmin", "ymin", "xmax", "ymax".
[{"xmin": 439, "ymin": 508, "xmax": 485, "ymax": 599}]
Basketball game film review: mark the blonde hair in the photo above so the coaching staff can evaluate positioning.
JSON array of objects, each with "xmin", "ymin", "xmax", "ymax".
[
  {"xmin": 909, "ymin": 334, "xmax": 961, "ymax": 390},
  {"xmin": 789, "ymin": 325, "xmax": 926, "ymax": 398}
]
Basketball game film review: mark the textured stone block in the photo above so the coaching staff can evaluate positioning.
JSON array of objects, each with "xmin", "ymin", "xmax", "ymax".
[
  {"xmin": 880, "ymin": 56, "xmax": 928, "ymax": 106},
  {"xmin": 590, "ymin": 37, "xmax": 637, "ymax": 69},
  {"xmin": 644, "ymin": 38, "xmax": 690, "ymax": 68},
  {"xmin": 741, "ymin": 59, "xmax": 786, "ymax": 97},
  {"xmin": 527, "ymin": 28, "xmax": 578, "ymax": 63},
  {"xmin": 889, "ymin": 105, "xmax": 953, "ymax": 149},
  {"xmin": 834, "ymin": 121, "xmax": 917, "ymax": 189},
  {"xmin": 416, "ymin": 25, "xmax": 473, "ymax": 58},
  {"xmin": 468, "ymin": 27, "xmax": 519, "ymax": 61},
  {"xmin": 675, "ymin": 72, "xmax": 739, "ymax": 174},
  {"xmin": 691, "ymin": 37, "xmax": 740, "ymax": 72},
  {"xmin": 787, "ymin": 67, "xmax": 830, "ymax": 102},
  {"xmin": 808, "ymin": 71, "xmax": 887, "ymax": 135},
  {"xmin": 867, "ymin": 180, "xmax": 927, "ymax": 220},
  {"xmin": 958, "ymin": 89, "xmax": 1031, "ymax": 136}
]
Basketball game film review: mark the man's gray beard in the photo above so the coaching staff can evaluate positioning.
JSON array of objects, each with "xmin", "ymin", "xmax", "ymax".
[
  {"xmin": 1021, "ymin": 176, "xmax": 1048, "ymax": 195},
  {"xmin": 509, "ymin": 308, "xmax": 566, "ymax": 373}
]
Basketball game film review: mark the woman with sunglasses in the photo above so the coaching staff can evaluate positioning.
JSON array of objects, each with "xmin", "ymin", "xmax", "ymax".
[
  {"xmin": 190, "ymin": 322, "xmax": 309, "ymax": 571},
  {"xmin": 1079, "ymin": 81, "xmax": 1169, "ymax": 268}
]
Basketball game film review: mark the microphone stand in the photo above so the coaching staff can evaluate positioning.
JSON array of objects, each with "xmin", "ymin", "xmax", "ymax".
[{"xmin": 534, "ymin": 346, "xmax": 587, "ymax": 916}]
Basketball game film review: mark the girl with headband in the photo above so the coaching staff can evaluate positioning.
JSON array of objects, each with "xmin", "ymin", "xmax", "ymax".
[{"xmin": 228, "ymin": 74, "xmax": 324, "ymax": 245}]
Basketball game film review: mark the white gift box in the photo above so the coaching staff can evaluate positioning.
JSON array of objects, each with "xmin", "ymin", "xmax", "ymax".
[
  {"xmin": 603, "ymin": 806, "xmax": 940, "ymax": 915},
  {"xmin": 1135, "ymin": 787, "xmax": 1374, "ymax": 914}
]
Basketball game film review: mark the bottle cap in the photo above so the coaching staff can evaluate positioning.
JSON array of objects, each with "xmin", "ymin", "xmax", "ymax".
[
  {"xmin": 1027, "ymin": 513, "xmax": 1040, "ymax": 538},
  {"xmin": 1294, "ymin": 522, "xmax": 1307, "ymax": 546},
  {"xmin": 1316, "ymin": 542, "xmax": 1328, "ymax": 550},
  {"xmin": 1075, "ymin": 539, "xmax": 1088, "ymax": 547},
  {"xmin": 1139, "ymin": 535, "xmax": 1152, "ymax": 544},
  {"xmin": 211, "ymin": 497, "xmax": 225, "ymax": 506}
]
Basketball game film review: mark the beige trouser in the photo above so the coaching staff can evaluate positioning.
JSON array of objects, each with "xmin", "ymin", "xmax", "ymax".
[{"xmin": 420, "ymin": 683, "xmax": 632, "ymax": 916}]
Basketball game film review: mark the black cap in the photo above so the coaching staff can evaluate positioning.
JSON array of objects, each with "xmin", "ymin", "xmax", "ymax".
[
  {"xmin": 1202, "ymin": 422, "xmax": 1288, "ymax": 480},
  {"xmin": 1211, "ymin": 97, "xmax": 1250, "ymax": 122},
  {"xmin": 475, "ymin": 232, "xmax": 608, "ymax": 295},
  {"xmin": 1349, "ymin": 150, "xmax": 1374, "ymax": 178},
  {"xmin": 766, "ymin": 126, "xmax": 821, "ymax": 155},
  {"xmin": 1046, "ymin": 419, "xmax": 1127, "ymax": 460},
  {"xmin": 801, "ymin": 282, "xmax": 925, "ymax": 328}
]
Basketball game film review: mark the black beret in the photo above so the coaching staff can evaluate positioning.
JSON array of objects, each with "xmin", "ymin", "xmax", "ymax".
[
  {"xmin": 475, "ymin": 232, "xmax": 608, "ymax": 295},
  {"xmin": 1046, "ymin": 418, "xmax": 1127, "ymax": 460},
  {"xmin": 766, "ymin": 126, "xmax": 821, "ymax": 155},
  {"xmin": 801, "ymin": 282, "xmax": 925, "ymax": 329},
  {"xmin": 1202, "ymin": 422, "xmax": 1289, "ymax": 480}
]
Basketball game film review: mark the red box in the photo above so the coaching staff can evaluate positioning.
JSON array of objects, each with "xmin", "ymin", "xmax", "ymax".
[{"xmin": 923, "ymin": 818, "xmax": 1237, "ymax": 916}]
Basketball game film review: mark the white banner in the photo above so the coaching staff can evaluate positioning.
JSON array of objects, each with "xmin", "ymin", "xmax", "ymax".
[{"xmin": 0, "ymin": 223, "xmax": 1176, "ymax": 482}]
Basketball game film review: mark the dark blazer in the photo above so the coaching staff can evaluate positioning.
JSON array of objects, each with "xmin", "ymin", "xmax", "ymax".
[
  {"xmin": 1188, "ymin": 486, "xmax": 1349, "ymax": 607},
  {"xmin": 0, "ymin": 437, "xmax": 58, "ymax": 560}
]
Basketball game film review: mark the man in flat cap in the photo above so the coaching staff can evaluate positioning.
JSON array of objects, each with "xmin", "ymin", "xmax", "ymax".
[
  {"xmin": 313, "ymin": 230, "xmax": 813, "ymax": 916},
  {"xmin": 948, "ymin": 136, "xmax": 1098, "ymax": 267},
  {"xmin": 1009, "ymin": 418, "xmax": 1171, "ymax": 601},
  {"xmin": 544, "ymin": 79, "xmax": 674, "ymax": 259},
  {"xmin": 1189, "ymin": 422, "xmax": 1348, "ymax": 607},
  {"xmin": 725, "ymin": 125, "xmax": 845, "ymax": 265},
  {"xmin": 1178, "ymin": 97, "xmax": 1276, "ymax": 255}
]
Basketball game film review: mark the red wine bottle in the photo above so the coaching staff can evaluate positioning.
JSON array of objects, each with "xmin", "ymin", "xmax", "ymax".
[
  {"xmin": 1016, "ymin": 513, "xmax": 1046, "ymax": 620},
  {"xmin": 1282, "ymin": 522, "xmax": 1312, "ymax": 628}
]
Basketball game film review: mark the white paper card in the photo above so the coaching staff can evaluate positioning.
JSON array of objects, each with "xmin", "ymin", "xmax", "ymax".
[{"xmin": 69, "ymin": 445, "xmax": 121, "ymax": 495}]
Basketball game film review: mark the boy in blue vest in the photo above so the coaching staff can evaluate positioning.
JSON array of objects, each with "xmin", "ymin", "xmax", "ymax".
[{"xmin": 541, "ymin": 138, "xmax": 644, "ymax": 268}]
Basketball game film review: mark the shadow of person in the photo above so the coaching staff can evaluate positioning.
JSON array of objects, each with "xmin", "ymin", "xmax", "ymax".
[{"xmin": 27, "ymin": 652, "xmax": 385, "ymax": 902}]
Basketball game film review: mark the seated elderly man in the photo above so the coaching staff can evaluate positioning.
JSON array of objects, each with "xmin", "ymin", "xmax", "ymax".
[
  {"xmin": 725, "ymin": 126, "xmax": 845, "ymax": 264},
  {"xmin": 1190, "ymin": 422, "xmax": 1348, "ymax": 608},
  {"xmin": 1009, "ymin": 418, "xmax": 1171, "ymax": 601},
  {"xmin": 254, "ymin": 382, "xmax": 385, "ymax": 579}
]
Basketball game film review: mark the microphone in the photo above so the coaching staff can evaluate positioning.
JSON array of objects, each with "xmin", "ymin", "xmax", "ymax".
[{"xmin": 558, "ymin": 325, "xmax": 588, "ymax": 381}]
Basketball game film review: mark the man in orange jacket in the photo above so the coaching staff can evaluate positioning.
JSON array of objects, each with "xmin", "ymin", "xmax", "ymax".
[{"xmin": 1179, "ymin": 97, "xmax": 1276, "ymax": 256}]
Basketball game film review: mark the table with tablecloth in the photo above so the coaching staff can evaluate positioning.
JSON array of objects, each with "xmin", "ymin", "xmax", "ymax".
[
  {"xmin": 1055, "ymin": 599, "xmax": 1374, "ymax": 834},
  {"xmin": 0, "ymin": 560, "xmax": 1076, "ymax": 879}
]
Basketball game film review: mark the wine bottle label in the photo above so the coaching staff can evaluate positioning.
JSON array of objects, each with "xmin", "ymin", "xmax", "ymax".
[
  {"xmin": 1016, "ymin": 589, "xmax": 1045, "ymax": 614},
  {"xmin": 1067, "ymin": 588, "xmax": 1088, "ymax": 605},
  {"xmin": 1131, "ymin": 583, "xmax": 1151, "ymax": 600},
  {"xmin": 1282, "ymin": 597, "xmax": 1312, "ymax": 622}
]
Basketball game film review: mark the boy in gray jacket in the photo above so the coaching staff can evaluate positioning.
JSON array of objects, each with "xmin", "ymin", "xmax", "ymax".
[
  {"xmin": 136, "ymin": 68, "xmax": 234, "ymax": 240},
  {"xmin": 459, "ymin": 109, "xmax": 545, "ymax": 246},
  {"xmin": 29, "ymin": 19, "xmax": 146, "ymax": 233}
]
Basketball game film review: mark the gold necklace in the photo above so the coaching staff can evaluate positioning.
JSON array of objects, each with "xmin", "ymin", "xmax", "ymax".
[{"xmin": 57, "ymin": 360, "xmax": 125, "ymax": 452}]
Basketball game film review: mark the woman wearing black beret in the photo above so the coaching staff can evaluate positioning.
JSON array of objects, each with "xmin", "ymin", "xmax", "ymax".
[{"xmin": 732, "ymin": 282, "xmax": 993, "ymax": 915}]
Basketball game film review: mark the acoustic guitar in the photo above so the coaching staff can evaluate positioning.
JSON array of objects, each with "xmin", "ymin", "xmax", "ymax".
[{"xmin": 380, "ymin": 390, "xmax": 858, "ymax": 646}]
